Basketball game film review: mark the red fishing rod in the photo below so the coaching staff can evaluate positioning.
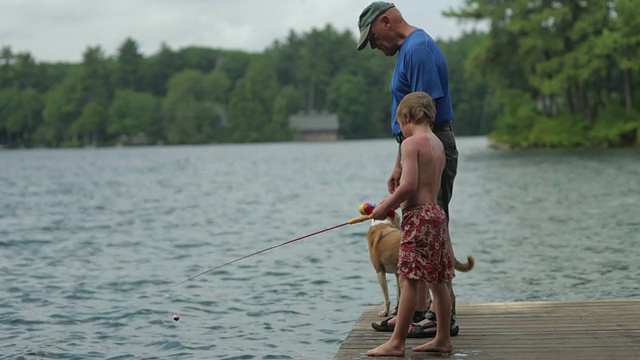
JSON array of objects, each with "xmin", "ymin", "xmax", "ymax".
[{"xmin": 175, "ymin": 214, "xmax": 372, "ymax": 286}]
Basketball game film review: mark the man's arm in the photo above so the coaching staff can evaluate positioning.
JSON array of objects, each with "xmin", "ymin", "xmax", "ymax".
[{"xmin": 387, "ymin": 147, "xmax": 402, "ymax": 194}]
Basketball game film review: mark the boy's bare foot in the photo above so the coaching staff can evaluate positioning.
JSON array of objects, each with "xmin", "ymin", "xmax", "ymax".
[
  {"xmin": 366, "ymin": 341, "xmax": 405, "ymax": 357},
  {"xmin": 412, "ymin": 339, "xmax": 452, "ymax": 353}
]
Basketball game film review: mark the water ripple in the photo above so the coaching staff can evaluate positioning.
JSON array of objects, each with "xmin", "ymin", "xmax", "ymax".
[{"xmin": 1, "ymin": 140, "xmax": 638, "ymax": 359}]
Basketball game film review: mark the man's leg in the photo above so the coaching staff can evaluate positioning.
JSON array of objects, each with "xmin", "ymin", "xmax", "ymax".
[
  {"xmin": 435, "ymin": 127, "xmax": 458, "ymax": 323},
  {"xmin": 372, "ymin": 284, "xmax": 430, "ymax": 330}
]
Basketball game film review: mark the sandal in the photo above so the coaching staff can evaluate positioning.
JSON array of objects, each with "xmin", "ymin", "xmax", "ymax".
[
  {"xmin": 413, "ymin": 310, "xmax": 428, "ymax": 323},
  {"xmin": 425, "ymin": 310, "xmax": 436, "ymax": 321},
  {"xmin": 406, "ymin": 319, "xmax": 459, "ymax": 338},
  {"xmin": 371, "ymin": 316, "xmax": 395, "ymax": 332},
  {"xmin": 371, "ymin": 310, "xmax": 429, "ymax": 332}
]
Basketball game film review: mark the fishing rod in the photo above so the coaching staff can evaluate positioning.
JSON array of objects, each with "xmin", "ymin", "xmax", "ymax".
[{"xmin": 175, "ymin": 214, "xmax": 372, "ymax": 286}]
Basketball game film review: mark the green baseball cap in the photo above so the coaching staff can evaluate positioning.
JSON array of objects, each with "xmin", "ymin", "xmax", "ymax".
[{"xmin": 357, "ymin": 2, "xmax": 395, "ymax": 50}]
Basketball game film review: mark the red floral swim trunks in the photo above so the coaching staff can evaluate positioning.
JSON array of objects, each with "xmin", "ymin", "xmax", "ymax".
[{"xmin": 398, "ymin": 203, "xmax": 455, "ymax": 284}]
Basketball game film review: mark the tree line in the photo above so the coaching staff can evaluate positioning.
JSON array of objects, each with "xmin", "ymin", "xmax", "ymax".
[
  {"xmin": 0, "ymin": 0, "xmax": 638, "ymax": 148},
  {"xmin": 0, "ymin": 27, "xmax": 495, "ymax": 148},
  {"xmin": 449, "ymin": 0, "xmax": 640, "ymax": 147}
]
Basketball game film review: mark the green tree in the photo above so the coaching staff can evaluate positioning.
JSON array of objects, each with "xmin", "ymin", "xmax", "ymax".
[
  {"xmin": 37, "ymin": 71, "xmax": 83, "ymax": 146},
  {"xmin": 327, "ymin": 72, "xmax": 374, "ymax": 139},
  {"xmin": 596, "ymin": 0, "xmax": 640, "ymax": 111},
  {"xmin": 78, "ymin": 46, "xmax": 112, "ymax": 104},
  {"xmin": 448, "ymin": 0, "xmax": 639, "ymax": 146},
  {"xmin": 143, "ymin": 43, "xmax": 182, "ymax": 96},
  {"xmin": 352, "ymin": 50, "xmax": 395, "ymax": 138},
  {"xmin": 214, "ymin": 50, "xmax": 256, "ymax": 84},
  {"xmin": 271, "ymin": 25, "xmax": 362, "ymax": 112},
  {"xmin": 0, "ymin": 89, "xmax": 7, "ymax": 143},
  {"xmin": 202, "ymin": 70, "xmax": 232, "ymax": 104},
  {"xmin": 0, "ymin": 46, "xmax": 15, "ymax": 89},
  {"xmin": 177, "ymin": 47, "xmax": 219, "ymax": 73},
  {"xmin": 115, "ymin": 38, "xmax": 144, "ymax": 91},
  {"xmin": 70, "ymin": 101, "xmax": 108, "ymax": 145},
  {"xmin": 70, "ymin": 46, "xmax": 112, "ymax": 145},
  {"xmin": 108, "ymin": 89, "xmax": 161, "ymax": 144},
  {"xmin": 227, "ymin": 56, "xmax": 278, "ymax": 142},
  {"xmin": 439, "ymin": 32, "xmax": 496, "ymax": 135},
  {"xmin": 12, "ymin": 88, "xmax": 43, "ymax": 143},
  {"xmin": 271, "ymin": 84, "xmax": 302, "ymax": 141},
  {"xmin": 162, "ymin": 69, "xmax": 222, "ymax": 143},
  {"xmin": 13, "ymin": 52, "xmax": 43, "ymax": 90},
  {"xmin": 40, "ymin": 63, "xmax": 75, "ymax": 91}
]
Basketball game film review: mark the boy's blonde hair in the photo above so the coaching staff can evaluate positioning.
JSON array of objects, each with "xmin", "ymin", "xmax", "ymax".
[{"xmin": 396, "ymin": 91, "xmax": 436, "ymax": 126}]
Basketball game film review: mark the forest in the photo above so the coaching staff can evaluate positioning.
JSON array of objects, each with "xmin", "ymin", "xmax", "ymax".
[{"xmin": 0, "ymin": 0, "xmax": 638, "ymax": 148}]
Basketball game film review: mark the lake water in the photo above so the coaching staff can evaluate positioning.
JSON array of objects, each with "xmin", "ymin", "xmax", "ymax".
[{"xmin": 1, "ymin": 137, "xmax": 639, "ymax": 359}]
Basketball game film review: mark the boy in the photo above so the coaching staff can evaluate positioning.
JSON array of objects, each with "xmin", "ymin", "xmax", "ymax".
[{"xmin": 368, "ymin": 91, "xmax": 455, "ymax": 356}]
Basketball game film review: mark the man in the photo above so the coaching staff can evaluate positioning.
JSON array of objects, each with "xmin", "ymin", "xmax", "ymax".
[{"xmin": 357, "ymin": 1, "xmax": 460, "ymax": 339}]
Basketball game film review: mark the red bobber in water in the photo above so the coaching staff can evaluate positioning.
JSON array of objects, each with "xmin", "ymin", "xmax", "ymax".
[{"xmin": 172, "ymin": 313, "xmax": 180, "ymax": 321}]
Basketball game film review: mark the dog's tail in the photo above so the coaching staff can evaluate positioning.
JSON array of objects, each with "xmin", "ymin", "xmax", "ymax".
[{"xmin": 454, "ymin": 255, "xmax": 475, "ymax": 272}]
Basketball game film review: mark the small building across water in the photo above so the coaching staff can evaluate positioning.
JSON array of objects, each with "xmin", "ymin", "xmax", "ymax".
[{"xmin": 289, "ymin": 111, "xmax": 340, "ymax": 141}]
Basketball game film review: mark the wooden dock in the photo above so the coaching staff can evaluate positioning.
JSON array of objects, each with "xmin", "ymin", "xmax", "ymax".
[{"xmin": 333, "ymin": 299, "xmax": 640, "ymax": 359}]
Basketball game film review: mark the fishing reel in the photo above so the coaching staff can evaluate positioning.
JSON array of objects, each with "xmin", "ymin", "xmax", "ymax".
[{"xmin": 358, "ymin": 202, "xmax": 396, "ymax": 218}]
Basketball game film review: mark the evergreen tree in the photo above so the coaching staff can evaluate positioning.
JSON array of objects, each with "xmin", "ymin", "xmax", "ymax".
[{"xmin": 115, "ymin": 38, "xmax": 144, "ymax": 91}]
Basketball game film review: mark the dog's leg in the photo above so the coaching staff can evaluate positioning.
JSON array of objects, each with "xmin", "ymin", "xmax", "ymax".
[{"xmin": 376, "ymin": 271, "xmax": 391, "ymax": 316}]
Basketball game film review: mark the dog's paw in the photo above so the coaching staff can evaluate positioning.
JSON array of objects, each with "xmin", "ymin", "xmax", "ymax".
[{"xmin": 378, "ymin": 310, "xmax": 390, "ymax": 317}]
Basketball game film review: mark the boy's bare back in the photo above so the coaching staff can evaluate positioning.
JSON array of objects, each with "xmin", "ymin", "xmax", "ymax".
[
  {"xmin": 399, "ymin": 130, "xmax": 445, "ymax": 209},
  {"xmin": 370, "ymin": 91, "xmax": 445, "ymax": 221}
]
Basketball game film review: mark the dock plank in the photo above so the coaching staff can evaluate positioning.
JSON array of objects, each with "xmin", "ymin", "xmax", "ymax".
[{"xmin": 333, "ymin": 299, "xmax": 640, "ymax": 359}]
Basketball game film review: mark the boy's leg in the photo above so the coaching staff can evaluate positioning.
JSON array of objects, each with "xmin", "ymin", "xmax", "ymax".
[
  {"xmin": 412, "ymin": 282, "xmax": 453, "ymax": 353},
  {"xmin": 448, "ymin": 281, "xmax": 455, "ymax": 316},
  {"xmin": 367, "ymin": 277, "xmax": 419, "ymax": 356},
  {"xmin": 417, "ymin": 281, "xmax": 431, "ymax": 313}
]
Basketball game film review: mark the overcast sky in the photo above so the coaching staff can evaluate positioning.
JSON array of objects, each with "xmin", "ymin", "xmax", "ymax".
[{"xmin": 1, "ymin": 0, "xmax": 483, "ymax": 63}]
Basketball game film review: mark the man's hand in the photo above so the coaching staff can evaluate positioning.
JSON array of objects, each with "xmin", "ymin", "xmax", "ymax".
[{"xmin": 387, "ymin": 167, "xmax": 401, "ymax": 194}]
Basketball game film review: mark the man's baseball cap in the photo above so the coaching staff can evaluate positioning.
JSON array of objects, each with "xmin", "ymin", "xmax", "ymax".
[{"xmin": 357, "ymin": 2, "xmax": 395, "ymax": 50}]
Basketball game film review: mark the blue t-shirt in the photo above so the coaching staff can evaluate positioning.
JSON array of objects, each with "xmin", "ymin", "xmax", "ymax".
[{"xmin": 390, "ymin": 29, "xmax": 453, "ymax": 136}]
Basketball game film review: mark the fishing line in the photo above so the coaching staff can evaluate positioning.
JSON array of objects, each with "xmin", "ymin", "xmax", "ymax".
[{"xmin": 175, "ymin": 214, "xmax": 372, "ymax": 286}]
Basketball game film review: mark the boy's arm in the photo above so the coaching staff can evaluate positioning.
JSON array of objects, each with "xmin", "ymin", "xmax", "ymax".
[
  {"xmin": 394, "ymin": 140, "xmax": 419, "ymax": 204},
  {"xmin": 373, "ymin": 140, "xmax": 419, "ymax": 219}
]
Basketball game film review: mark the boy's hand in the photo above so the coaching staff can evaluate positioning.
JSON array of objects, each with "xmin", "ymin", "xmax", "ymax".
[{"xmin": 371, "ymin": 201, "xmax": 390, "ymax": 220}]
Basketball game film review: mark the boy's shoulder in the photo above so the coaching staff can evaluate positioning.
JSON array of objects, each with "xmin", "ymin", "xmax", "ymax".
[
  {"xmin": 403, "ymin": 131, "xmax": 435, "ymax": 144},
  {"xmin": 402, "ymin": 132, "xmax": 442, "ymax": 154}
]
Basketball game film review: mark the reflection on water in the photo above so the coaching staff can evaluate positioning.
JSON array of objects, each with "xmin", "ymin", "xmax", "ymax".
[{"xmin": 1, "ymin": 137, "xmax": 638, "ymax": 359}]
